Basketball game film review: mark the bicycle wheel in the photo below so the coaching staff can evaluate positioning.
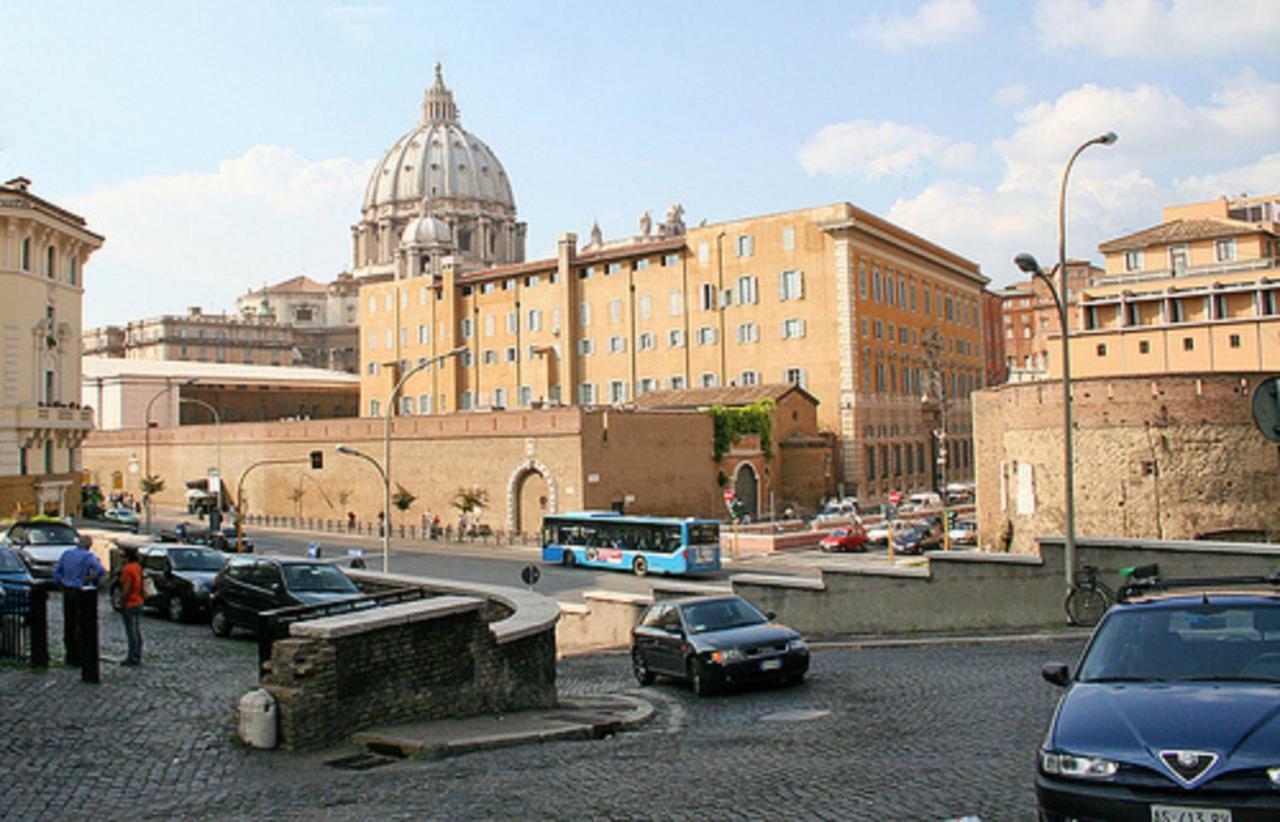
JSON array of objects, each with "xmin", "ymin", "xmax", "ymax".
[{"xmin": 1065, "ymin": 586, "xmax": 1110, "ymax": 627}]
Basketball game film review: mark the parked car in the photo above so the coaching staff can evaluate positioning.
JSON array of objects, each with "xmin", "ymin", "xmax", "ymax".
[
  {"xmin": 907, "ymin": 491, "xmax": 943, "ymax": 510},
  {"xmin": 2, "ymin": 521, "xmax": 84, "ymax": 579},
  {"xmin": 893, "ymin": 523, "xmax": 943, "ymax": 555},
  {"xmin": 1037, "ymin": 575, "xmax": 1280, "ymax": 819},
  {"xmin": 111, "ymin": 544, "xmax": 227, "ymax": 622},
  {"xmin": 210, "ymin": 556, "xmax": 361, "ymax": 637},
  {"xmin": 101, "ymin": 507, "xmax": 140, "ymax": 531},
  {"xmin": 161, "ymin": 523, "xmax": 253, "ymax": 553},
  {"xmin": 0, "ymin": 545, "xmax": 34, "ymax": 616},
  {"xmin": 865, "ymin": 519, "xmax": 911, "ymax": 545},
  {"xmin": 813, "ymin": 497, "xmax": 860, "ymax": 525},
  {"xmin": 819, "ymin": 525, "xmax": 869, "ymax": 553},
  {"xmin": 948, "ymin": 519, "xmax": 978, "ymax": 546},
  {"xmin": 630, "ymin": 594, "xmax": 809, "ymax": 696}
]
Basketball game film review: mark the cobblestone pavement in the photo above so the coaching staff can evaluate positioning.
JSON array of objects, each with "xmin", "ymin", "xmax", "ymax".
[{"xmin": 1, "ymin": 595, "xmax": 1084, "ymax": 820}]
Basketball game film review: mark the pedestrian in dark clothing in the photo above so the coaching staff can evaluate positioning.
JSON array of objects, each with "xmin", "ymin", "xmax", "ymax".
[
  {"xmin": 118, "ymin": 546, "xmax": 144, "ymax": 665},
  {"xmin": 52, "ymin": 536, "xmax": 104, "ymax": 666}
]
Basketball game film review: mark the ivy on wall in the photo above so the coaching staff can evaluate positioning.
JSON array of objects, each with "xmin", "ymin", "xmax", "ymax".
[{"xmin": 708, "ymin": 400, "xmax": 775, "ymax": 462}]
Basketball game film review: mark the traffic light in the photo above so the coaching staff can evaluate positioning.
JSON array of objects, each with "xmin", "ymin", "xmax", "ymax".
[
  {"xmin": 310, "ymin": 450, "xmax": 323, "ymax": 470},
  {"xmin": 944, "ymin": 510, "xmax": 955, "ymax": 528}
]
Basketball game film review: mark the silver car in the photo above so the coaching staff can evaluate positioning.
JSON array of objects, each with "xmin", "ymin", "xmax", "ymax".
[{"xmin": 3, "ymin": 521, "xmax": 84, "ymax": 579}]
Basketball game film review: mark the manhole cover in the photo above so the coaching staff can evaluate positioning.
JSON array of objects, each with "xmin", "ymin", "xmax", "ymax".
[
  {"xmin": 759, "ymin": 709, "xmax": 831, "ymax": 722},
  {"xmin": 325, "ymin": 753, "xmax": 398, "ymax": 771}
]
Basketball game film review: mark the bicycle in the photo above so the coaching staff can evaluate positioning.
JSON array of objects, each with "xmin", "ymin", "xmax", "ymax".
[
  {"xmin": 1064, "ymin": 563, "xmax": 1161, "ymax": 627},
  {"xmin": 1064, "ymin": 564, "xmax": 1114, "ymax": 627}
]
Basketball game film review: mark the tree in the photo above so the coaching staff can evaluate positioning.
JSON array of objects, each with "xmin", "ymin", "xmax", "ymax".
[
  {"xmin": 452, "ymin": 486, "xmax": 489, "ymax": 517},
  {"xmin": 336, "ymin": 488, "xmax": 352, "ymax": 507},
  {"xmin": 391, "ymin": 483, "xmax": 417, "ymax": 518},
  {"xmin": 139, "ymin": 475, "xmax": 165, "ymax": 496},
  {"xmin": 288, "ymin": 486, "xmax": 306, "ymax": 518}
]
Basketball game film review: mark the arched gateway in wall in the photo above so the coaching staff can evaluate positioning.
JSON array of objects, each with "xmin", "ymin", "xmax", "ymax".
[
  {"xmin": 506, "ymin": 459, "xmax": 557, "ymax": 535},
  {"xmin": 733, "ymin": 462, "xmax": 759, "ymax": 519}
]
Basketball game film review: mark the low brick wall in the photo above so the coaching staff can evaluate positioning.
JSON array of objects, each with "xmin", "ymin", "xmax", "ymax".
[{"xmin": 259, "ymin": 572, "xmax": 559, "ymax": 751}]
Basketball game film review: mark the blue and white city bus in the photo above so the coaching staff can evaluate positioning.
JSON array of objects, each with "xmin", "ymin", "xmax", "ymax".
[{"xmin": 541, "ymin": 511, "xmax": 721, "ymax": 577}]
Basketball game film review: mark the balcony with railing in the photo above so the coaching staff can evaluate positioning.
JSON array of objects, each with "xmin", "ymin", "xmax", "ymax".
[{"xmin": 1096, "ymin": 255, "xmax": 1278, "ymax": 286}]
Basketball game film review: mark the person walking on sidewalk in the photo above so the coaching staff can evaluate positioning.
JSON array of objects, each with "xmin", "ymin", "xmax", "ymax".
[
  {"xmin": 117, "ymin": 546, "xmax": 144, "ymax": 665},
  {"xmin": 52, "ymin": 536, "xmax": 104, "ymax": 666}
]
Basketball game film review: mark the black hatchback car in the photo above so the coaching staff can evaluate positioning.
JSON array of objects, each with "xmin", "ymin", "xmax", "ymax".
[
  {"xmin": 210, "ymin": 556, "xmax": 361, "ymax": 637},
  {"xmin": 111, "ymin": 544, "xmax": 227, "ymax": 622},
  {"xmin": 631, "ymin": 595, "xmax": 809, "ymax": 696},
  {"xmin": 1037, "ymin": 574, "xmax": 1280, "ymax": 821}
]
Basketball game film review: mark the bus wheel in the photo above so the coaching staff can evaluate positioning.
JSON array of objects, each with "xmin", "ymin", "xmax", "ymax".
[
  {"xmin": 562, "ymin": 550, "xmax": 576, "ymax": 568},
  {"xmin": 632, "ymin": 556, "xmax": 648, "ymax": 576}
]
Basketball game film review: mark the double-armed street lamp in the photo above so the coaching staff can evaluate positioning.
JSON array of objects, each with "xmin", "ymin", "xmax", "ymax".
[
  {"xmin": 1014, "ymin": 130, "xmax": 1117, "ymax": 589},
  {"xmin": 143, "ymin": 377, "xmax": 198, "ymax": 533},
  {"xmin": 337, "ymin": 345, "xmax": 467, "ymax": 572}
]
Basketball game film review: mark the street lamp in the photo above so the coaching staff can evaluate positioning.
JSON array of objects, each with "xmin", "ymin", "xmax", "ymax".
[
  {"xmin": 1014, "ymin": 130, "xmax": 1117, "ymax": 589},
  {"xmin": 338, "ymin": 345, "xmax": 466, "ymax": 572},
  {"xmin": 180, "ymin": 396, "xmax": 222, "ymax": 530},
  {"xmin": 143, "ymin": 377, "xmax": 197, "ymax": 533}
]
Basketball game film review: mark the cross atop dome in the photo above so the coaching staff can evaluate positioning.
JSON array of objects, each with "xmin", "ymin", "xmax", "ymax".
[{"xmin": 421, "ymin": 62, "xmax": 459, "ymax": 124}]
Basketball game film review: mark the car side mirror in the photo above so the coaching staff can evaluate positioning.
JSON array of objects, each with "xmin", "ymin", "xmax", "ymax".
[
  {"xmin": 668, "ymin": 625, "xmax": 685, "ymax": 638},
  {"xmin": 1041, "ymin": 662, "xmax": 1070, "ymax": 687},
  {"xmin": 765, "ymin": 611, "xmax": 777, "ymax": 621}
]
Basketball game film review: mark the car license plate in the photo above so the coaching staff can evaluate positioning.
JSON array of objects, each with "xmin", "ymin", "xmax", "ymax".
[
  {"xmin": 760, "ymin": 658, "xmax": 782, "ymax": 671},
  {"xmin": 1151, "ymin": 806, "xmax": 1231, "ymax": 822}
]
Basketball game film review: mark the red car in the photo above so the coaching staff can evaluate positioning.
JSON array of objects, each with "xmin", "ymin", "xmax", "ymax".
[{"xmin": 819, "ymin": 525, "xmax": 869, "ymax": 553}]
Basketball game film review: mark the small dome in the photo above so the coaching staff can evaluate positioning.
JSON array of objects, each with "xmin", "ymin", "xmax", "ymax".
[{"xmin": 401, "ymin": 215, "xmax": 452, "ymax": 247}]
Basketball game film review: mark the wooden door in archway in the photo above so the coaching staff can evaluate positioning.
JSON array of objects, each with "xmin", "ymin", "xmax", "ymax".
[
  {"xmin": 734, "ymin": 464, "xmax": 759, "ymax": 519},
  {"xmin": 515, "ymin": 470, "xmax": 550, "ymax": 536}
]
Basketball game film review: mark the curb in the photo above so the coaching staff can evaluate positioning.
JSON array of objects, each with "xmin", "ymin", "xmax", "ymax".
[{"xmin": 352, "ymin": 693, "xmax": 654, "ymax": 760}]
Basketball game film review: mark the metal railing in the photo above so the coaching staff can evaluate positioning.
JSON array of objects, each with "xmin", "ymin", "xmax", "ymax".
[
  {"xmin": 239, "ymin": 513, "xmax": 539, "ymax": 547},
  {"xmin": 0, "ymin": 581, "xmax": 50, "ymax": 669}
]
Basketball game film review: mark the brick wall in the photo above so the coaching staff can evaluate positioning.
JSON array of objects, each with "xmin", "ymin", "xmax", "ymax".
[{"xmin": 261, "ymin": 595, "xmax": 556, "ymax": 751}]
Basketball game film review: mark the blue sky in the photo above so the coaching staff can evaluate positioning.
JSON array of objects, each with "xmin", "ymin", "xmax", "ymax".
[{"xmin": 3, "ymin": 0, "xmax": 1277, "ymax": 328}]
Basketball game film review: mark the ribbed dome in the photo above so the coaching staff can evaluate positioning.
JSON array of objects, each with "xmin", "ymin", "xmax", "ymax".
[
  {"xmin": 401, "ymin": 215, "xmax": 452, "ymax": 246},
  {"xmin": 362, "ymin": 65, "xmax": 515, "ymax": 214}
]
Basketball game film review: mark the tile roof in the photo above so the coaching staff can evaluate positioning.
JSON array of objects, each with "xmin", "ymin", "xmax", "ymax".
[
  {"xmin": 631, "ymin": 383, "xmax": 817, "ymax": 409},
  {"xmin": 1098, "ymin": 218, "xmax": 1273, "ymax": 252},
  {"xmin": 263, "ymin": 275, "xmax": 329, "ymax": 294}
]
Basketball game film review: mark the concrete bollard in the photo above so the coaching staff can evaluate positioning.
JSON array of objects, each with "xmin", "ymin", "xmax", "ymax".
[{"xmin": 238, "ymin": 688, "xmax": 278, "ymax": 749}]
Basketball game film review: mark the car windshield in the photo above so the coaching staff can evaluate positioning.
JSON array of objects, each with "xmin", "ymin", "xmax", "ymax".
[
  {"xmin": 1078, "ymin": 602, "xmax": 1280, "ymax": 683},
  {"xmin": 26, "ymin": 525, "xmax": 78, "ymax": 545},
  {"xmin": 830, "ymin": 529, "xmax": 847, "ymax": 537},
  {"xmin": 0, "ymin": 549, "xmax": 26, "ymax": 572},
  {"xmin": 168, "ymin": 548, "xmax": 225, "ymax": 572},
  {"xmin": 282, "ymin": 563, "xmax": 358, "ymax": 594},
  {"xmin": 681, "ymin": 598, "xmax": 768, "ymax": 634}
]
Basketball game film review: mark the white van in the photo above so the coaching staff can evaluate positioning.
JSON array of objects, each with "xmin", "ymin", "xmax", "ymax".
[{"xmin": 907, "ymin": 492, "xmax": 942, "ymax": 510}]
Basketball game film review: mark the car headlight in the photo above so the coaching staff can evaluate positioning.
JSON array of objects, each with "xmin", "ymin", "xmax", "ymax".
[
  {"xmin": 1040, "ymin": 751, "xmax": 1118, "ymax": 779},
  {"xmin": 787, "ymin": 638, "xmax": 808, "ymax": 653},
  {"xmin": 709, "ymin": 649, "xmax": 745, "ymax": 665},
  {"xmin": 1268, "ymin": 767, "xmax": 1280, "ymax": 786}
]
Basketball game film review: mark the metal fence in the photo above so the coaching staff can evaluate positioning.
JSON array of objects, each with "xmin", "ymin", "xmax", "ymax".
[
  {"xmin": 256, "ymin": 585, "xmax": 432, "ymax": 667},
  {"xmin": 0, "ymin": 581, "xmax": 50, "ymax": 668},
  {"xmin": 239, "ymin": 514, "xmax": 539, "ymax": 547}
]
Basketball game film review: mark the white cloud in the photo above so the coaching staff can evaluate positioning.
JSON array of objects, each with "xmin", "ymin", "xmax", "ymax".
[
  {"xmin": 994, "ymin": 84, "xmax": 1030, "ymax": 107},
  {"xmin": 798, "ymin": 119, "xmax": 976, "ymax": 179},
  {"xmin": 880, "ymin": 73, "xmax": 1279, "ymax": 286},
  {"xmin": 853, "ymin": 0, "xmax": 982, "ymax": 50},
  {"xmin": 69, "ymin": 146, "xmax": 372, "ymax": 327},
  {"xmin": 1034, "ymin": 0, "xmax": 1280, "ymax": 58}
]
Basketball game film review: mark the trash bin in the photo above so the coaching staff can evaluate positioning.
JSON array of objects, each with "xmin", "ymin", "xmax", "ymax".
[{"xmin": 238, "ymin": 688, "xmax": 278, "ymax": 749}]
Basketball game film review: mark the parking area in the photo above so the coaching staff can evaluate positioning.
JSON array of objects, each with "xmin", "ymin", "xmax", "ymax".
[{"xmin": 0, "ymin": 594, "xmax": 1084, "ymax": 819}]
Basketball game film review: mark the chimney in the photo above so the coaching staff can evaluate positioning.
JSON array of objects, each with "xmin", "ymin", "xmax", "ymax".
[{"xmin": 4, "ymin": 176, "xmax": 32, "ymax": 192}]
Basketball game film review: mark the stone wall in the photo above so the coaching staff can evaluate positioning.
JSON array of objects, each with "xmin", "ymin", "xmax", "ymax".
[
  {"xmin": 729, "ymin": 537, "xmax": 1280, "ymax": 637},
  {"xmin": 973, "ymin": 373, "xmax": 1280, "ymax": 554},
  {"xmin": 259, "ymin": 569, "xmax": 559, "ymax": 751}
]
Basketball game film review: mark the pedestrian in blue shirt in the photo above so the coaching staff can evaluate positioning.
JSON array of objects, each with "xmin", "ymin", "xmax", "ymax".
[{"xmin": 52, "ymin": 537, "xmax": 103, "ymax": 666}]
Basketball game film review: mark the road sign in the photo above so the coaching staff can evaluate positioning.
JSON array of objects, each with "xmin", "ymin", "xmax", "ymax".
[
  {"xmin": 724, "ymin": 489, "xmax": 735, "ymax": 501},
  {"xmin": 888, "ymin": 491, "xmax": 902, "ymax": 505},
  {"xmin": 520, "ymin": 564, "xmax": 541, "ymax": 587}
]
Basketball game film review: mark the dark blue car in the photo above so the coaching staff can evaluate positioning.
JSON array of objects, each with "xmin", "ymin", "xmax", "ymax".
[
  {"xmin": 0, "ymin": 545, "xmax": 35, "ymax": 616},
  {"xmin": 1037, "ymin": 587, "xmax": 1280, "ymax": 820}
]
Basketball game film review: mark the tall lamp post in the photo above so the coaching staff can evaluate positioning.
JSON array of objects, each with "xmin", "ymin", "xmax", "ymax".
[
  {"xmin": 143, "ymin": 377, "xmax": 197, "ymax": 534},
  {"xmin": 1015, "ymin": 130, "xmax": 1117, "ymax": 589},
  {"xmin": 339, "ymin": 345, "xmax": 466, "ymax": 572},
  {"xmin": 179, "ymin": 396, "xmax": 222, "ymax": 529}
]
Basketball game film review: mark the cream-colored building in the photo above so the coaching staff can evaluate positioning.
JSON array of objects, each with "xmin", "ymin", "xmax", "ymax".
[
  {"xmin": 1052, "ymin": 193, "xmax": 1280, "ymax": 379},
  {"xmin": 84, "ymin": 307, "xmax": 299, "ymax": 367},
  {"xmin": 1, "ymin": 176, "xmax": 103, "ymax": 517},
  {"xmin": 358, "ymin": 201, "xmax": 989, "ymax": 506},
  {"xmin": 233, "ymin": 273, "xmax": 363, "ymax": 372}
]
